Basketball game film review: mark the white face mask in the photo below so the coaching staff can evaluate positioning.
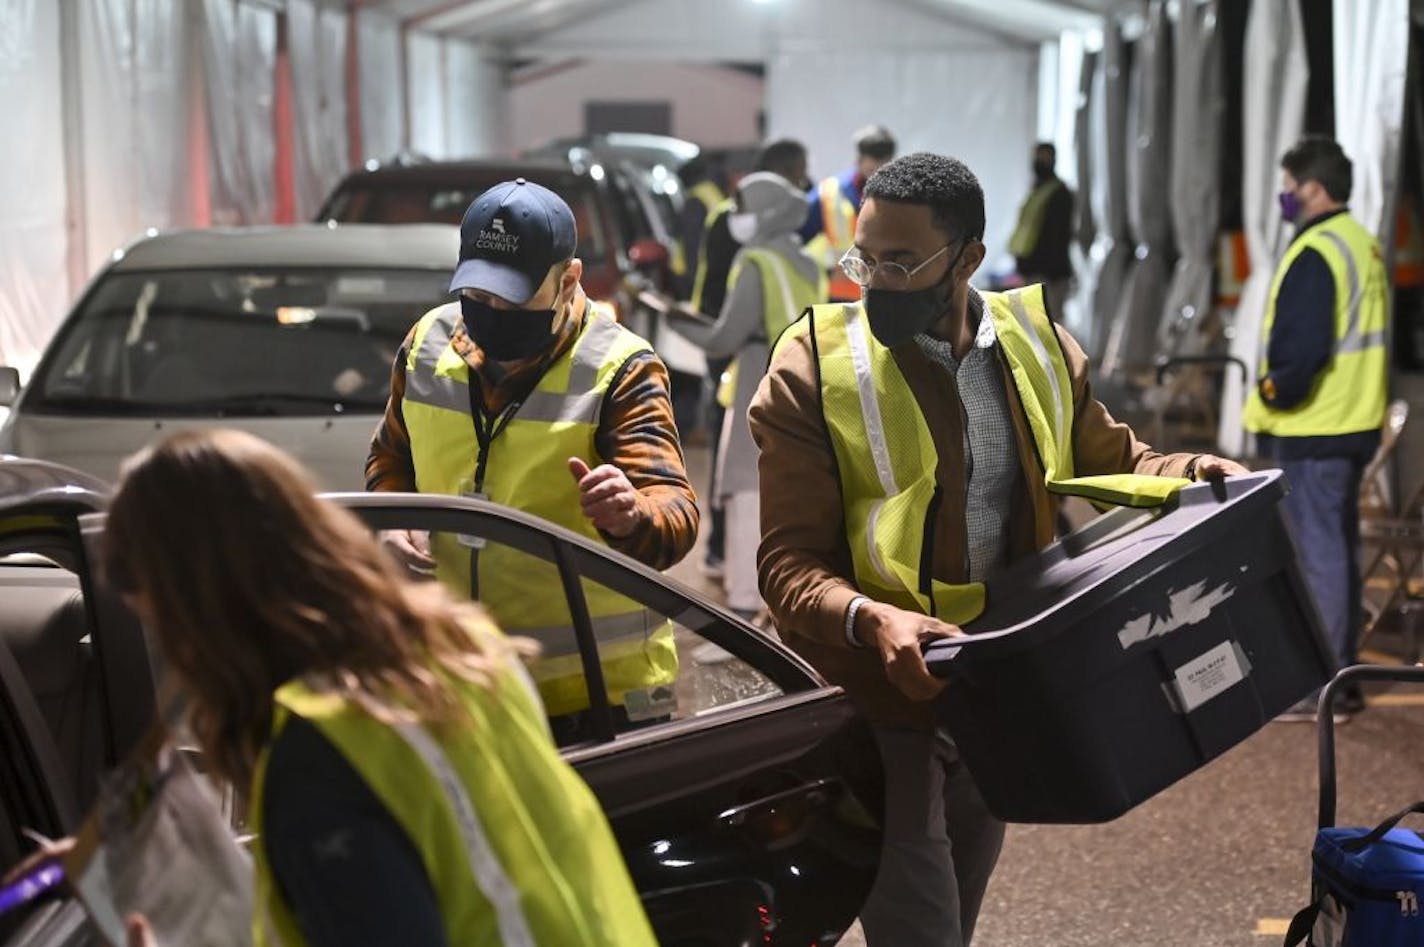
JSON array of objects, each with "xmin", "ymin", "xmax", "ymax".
[{"xmin": 727, "ymin": 211, "xmax": 758, "ymax": 244}]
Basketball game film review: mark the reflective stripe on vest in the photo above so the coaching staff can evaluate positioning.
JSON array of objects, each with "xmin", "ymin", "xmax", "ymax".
[
  {"xmin": 784, "ymin": 287, "xmax": 1188, "ymax": 621},
  {"xmin": 401, "ymin": 304, "xmax": 678, "ymax": 716},
  {"xmin": 717, "ymin": 247, "xmax": 827, "ymax": 407},
  {"xmin": 1243, "ymin": 212, "xmax": 1389, "ymax": 437},
  {"xmin": 250, "ymin": 668, "xmax": 658, "ymax": 946},
  {"xmin": 393, "ymin": 720, "xmax": 537, "ymax": 947}
]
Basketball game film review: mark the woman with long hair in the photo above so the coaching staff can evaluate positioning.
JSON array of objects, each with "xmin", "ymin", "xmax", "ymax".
[{"xmin": 102, "ymin": 428, "xmax": 656, "ymax": 946}]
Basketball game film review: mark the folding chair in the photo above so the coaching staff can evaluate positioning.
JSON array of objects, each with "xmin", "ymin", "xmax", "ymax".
[{"xmin": 1358, "ymin": 399, "xmax": 1424, "ymax": 663}]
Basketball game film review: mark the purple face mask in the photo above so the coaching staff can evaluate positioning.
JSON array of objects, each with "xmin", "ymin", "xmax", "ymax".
[{"xmin": 1278, "ymin": 189, "xmax": 1303, "ymax": 223}]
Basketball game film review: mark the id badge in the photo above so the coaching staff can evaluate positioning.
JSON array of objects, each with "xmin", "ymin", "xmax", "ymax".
[{"xmin": 457, "ymin": 490, "xmax": 487, "ymax": 549}]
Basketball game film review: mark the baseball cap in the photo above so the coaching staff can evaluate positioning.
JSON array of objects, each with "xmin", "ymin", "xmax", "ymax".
[{"xmin": 449, "ymin": 178, "xmax": 578, "ymax": 304}]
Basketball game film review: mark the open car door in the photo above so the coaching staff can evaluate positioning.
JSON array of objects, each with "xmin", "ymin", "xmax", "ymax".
[{"xmin": 336, "ymin": 492, "xmax": 883, "ymax": 947}]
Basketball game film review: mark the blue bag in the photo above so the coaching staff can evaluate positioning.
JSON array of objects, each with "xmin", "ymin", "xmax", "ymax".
[{"xmin": 1284, "ymin": 801, "xmax": 1424, "ymax": 946}]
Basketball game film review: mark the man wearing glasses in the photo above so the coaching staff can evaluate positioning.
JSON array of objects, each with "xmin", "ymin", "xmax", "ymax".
[{"xmin": 749, "ymin": 153, "xmax": 1245, "ymax": 946}]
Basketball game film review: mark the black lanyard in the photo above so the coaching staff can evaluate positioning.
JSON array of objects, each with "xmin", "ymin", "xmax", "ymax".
[{"xmin": 466, "ymin": 381, "xmax": 521, "ymax": 495}]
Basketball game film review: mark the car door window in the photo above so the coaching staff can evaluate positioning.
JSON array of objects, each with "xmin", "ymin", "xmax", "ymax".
[
  {"xmin": 339, "ymin": 500, "xmax": 811, "ymax": 747},
  {"xmin": 0, "ymin": 533, "xmax": 104, "ymax": 816},
  {"xmin": 414, "ymin": 520, "xmax": 784, "ymax": 747}
]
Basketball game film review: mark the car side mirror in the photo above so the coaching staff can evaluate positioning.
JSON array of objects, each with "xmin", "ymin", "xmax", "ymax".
[
  {"xmin": 0, "ymin": 366, "xmax": 19, "ymax": 407},
  {"xmin": 628, "ymin": 238, "xmax": 669, "ymax": 271}
]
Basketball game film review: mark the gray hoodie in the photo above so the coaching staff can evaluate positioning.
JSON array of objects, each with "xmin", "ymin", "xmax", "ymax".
[{"xmin": 674, "ymin": 171, "xmax": 821, "ymax": 497}]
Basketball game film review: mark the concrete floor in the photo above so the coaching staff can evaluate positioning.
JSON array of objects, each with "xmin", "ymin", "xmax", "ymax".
[{"xmin": 669, "ymin": 445, "xmax": 1424, "ymax": 947}]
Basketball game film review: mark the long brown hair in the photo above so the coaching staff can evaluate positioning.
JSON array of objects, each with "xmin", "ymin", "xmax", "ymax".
[{"xmin": 103, "ymin": 429, "xmax": 517, "ymax": 788}]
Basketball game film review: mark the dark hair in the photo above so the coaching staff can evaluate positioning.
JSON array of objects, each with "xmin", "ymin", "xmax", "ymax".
[
  {"xmin": 863, "ymin": 152, "xmax": 985, "ymax": 241},
  {"xmin": 104, "ymin": 429, "xmax": 519, "ymax": 787},
  {"xmin": 755, "ymin": 138, "xmax": 807, "ymax": 179},
  {"xmin": 855, "ymin": 125, "xmax": 897, "ymax": 162},
  {"xmin": 1281, "ymin": 136, "xmax": 1352, "ymax": 202},
  {"xmin": 677, "ymin": 155, "xmax": 709, "ymax": 188},
  {"xmin": 1035, "ymin": 141, "xmax": 1057, "ymax": 160}
]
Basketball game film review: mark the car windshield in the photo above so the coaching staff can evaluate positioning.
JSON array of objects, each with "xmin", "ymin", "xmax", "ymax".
[
  {"xmin": 322, "ymin": 175, "xmax": 607, "ymax": 260},
  {"xmin": 30, "ymin": 268, "xmax": 449, "ymax": 417}
]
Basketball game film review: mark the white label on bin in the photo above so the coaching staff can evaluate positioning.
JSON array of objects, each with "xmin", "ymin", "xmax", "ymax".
[
  {"xmin": 1117, "ymin": 579, "xmax": 1237, "ymax": 649},
  {"xmin": 1173, "ymin": 640, "xmax": 1246, "ymax": 712}
]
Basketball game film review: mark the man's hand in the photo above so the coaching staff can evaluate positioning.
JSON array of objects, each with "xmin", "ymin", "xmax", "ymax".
[
  {"xmin": 380, "ymin": 529, "xmax": 435, "ymax": 576},
  {"xmin": 1192, "ymin": 454, "xmax": 1251, "ymax": 479},
  {"xmin": 855, "ymin": 601, "xmax": 962, "ymax": 702},
  {"xmin": 569, "ymin": 458, "xmax": 645, "ymax": 538}
]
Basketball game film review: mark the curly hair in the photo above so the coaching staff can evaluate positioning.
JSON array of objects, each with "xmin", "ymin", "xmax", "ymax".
[{"xmin": 863, "ymin": 151, "xmax": 986, "ymax": 242}]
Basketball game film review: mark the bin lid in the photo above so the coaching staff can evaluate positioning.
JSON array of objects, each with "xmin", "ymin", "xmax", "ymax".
[{"xmin": 924, "ymin": 470, "xmax": 1287, "ymax": 664}]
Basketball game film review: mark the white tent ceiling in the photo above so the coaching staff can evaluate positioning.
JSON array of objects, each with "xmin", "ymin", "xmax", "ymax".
[{"xmin": 370, "ymin": 0, "xmax": 1126, "ymax": 47}]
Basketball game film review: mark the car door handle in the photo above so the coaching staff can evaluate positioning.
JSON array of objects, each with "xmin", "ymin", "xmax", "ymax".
[{"xmin": 716, "ymin": 778, "xmax": 840, "ymax": 828}]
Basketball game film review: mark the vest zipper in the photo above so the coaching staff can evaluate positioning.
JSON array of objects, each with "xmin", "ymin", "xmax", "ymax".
[{"xmin": 919, "ymin": 485, "xmax": 944, "ymax": 617}]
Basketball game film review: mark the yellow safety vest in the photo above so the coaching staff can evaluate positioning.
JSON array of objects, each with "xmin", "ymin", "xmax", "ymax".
[
  {"xmin": 1242, "ymin": 212, "xmax": 1389, "ymax": 437},
  {"xmin": 716, "ymin": 246, "xmax": 828, "ymax": 407},
  {"xmin": 1009, "ymin": 179, "xmax": 1065, "ymax": 259},
  {"xmin": 778, "ymin": 286, "xmax": 1188, "ymax": 621},
  {"xmin": 686, "ymin": 180, "xmax": 725, "ymax": 215},
  {"xmin": 401, "ymin": 303, "xmax": 678, "ymax": 716},
  {"xmin": 249, "ymin": 650, "xmax": 658, "ymax": 946},
  {"xmin": 689, "ymin": 196, "xmax": 738, "ymax": 313},
  {"xmin": 669, "ymin": 182, "xmax": 723, "ymax": 279}
]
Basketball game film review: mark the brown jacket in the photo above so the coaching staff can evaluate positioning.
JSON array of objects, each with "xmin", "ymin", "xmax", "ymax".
[{"xmin": 748, "ymin": 312, "xmax": 1197, "ymax": 729}]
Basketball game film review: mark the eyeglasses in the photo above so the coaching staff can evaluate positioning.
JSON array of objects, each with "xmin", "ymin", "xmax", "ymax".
[{"xmin": 838, "ymin": 243, "xmax": 952, "ymax": 291}]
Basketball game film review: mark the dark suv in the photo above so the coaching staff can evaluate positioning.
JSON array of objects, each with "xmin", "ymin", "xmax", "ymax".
[{"xmin": 316, "ymin": 159, "xmax": 670, "ymax": 317}]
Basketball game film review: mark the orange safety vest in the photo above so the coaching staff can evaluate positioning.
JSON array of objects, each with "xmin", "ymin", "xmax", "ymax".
[
  {"xmin": 1215, "ymin": 230, "xmax": 1250, "ymax": 308},
  {"xmin": 815, "ymin": 177, "xmax": 860, "ymax": 301}
]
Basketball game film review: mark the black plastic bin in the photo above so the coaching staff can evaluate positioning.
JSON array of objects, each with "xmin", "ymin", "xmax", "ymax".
[{"xmin": 923, "ymin": 471, "xmax": 1335, "ymax": 824}]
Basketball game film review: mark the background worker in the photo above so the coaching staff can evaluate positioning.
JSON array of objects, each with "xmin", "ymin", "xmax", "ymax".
[
  {"xmin": 104, "ymin": 429, "xmax": 658, "ymax": 947},
  {"xmin": 801, "ymin": 124, "xmax": 897, "ymax": 301},
  {"xmin": 1243, "ymin": 136, "xmax": 1389, "ymax": 722},
  {"xmin": 752, "ymin": 152, "xmax": 1245, "ymax": 946},
  {"xmin": 675, "ymin": 154, "xmax": 726, "ymax": 301},
  {"xmin": 687, "ymin": 139, "xmax": 810, "ymax": 582},
  {"xmin": 670, "ymin": 170, "xmax": 825, "ymax": 624},
  {"xmin": 1009, "ymin": 142, "xmax": 1075, "ymax": 318},
  {"xmin": 367, "ymin": 178, "xmax": 698, "ymax": 742}
]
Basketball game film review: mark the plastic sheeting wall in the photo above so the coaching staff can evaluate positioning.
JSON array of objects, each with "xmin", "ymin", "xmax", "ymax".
[
  {"xmin": 201, "ymin": 0, "xmax": 277, "ymax": 225},
  {"xmin": 1158, "ymin": 0, "xmax": 1222, "ymax": 357},
  {"xmin": 0, "ymin": 2, "xmax": 509, "ymax": 373},
  {"xmin": 1217, "ymin": 0, "xmax": 1308, "ymax": 456},
  {"xmin": 357, "ymin": 10, "xmax": 404, "ymax": 164},
  {"xmin": 1102, "ymin": 1, "xmax": 1174, "ymax": 379},
  {"xmin": 288, "ymin": 0, "xmax": 348, "ymax": 219},
  {"xmin": 0, "ymin": 0, "xmax": 68, "ymax": 373},
  {"xmin": 408, "ymin": 33, "xmax": 507, "ymax": 161},
  {"xmin": 1333, "ymin": 0, "xmax": 1411, "ymax": 243},
  {"xmin": 768, "ymin": 48, "xmax": 1038, "ymax": 272},
  {"xmin": 1089, "ymin": 25, "xmax": 1132, "ymax": 363},
  {"xmin": 76, "ymin": 0, "xmax": 199, "ymax": 283}
]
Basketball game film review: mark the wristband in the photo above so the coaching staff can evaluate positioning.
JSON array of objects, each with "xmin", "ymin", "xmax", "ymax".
[{"xmin": 845, "ymin": 595, "xmax": 870, "ymax": 647}]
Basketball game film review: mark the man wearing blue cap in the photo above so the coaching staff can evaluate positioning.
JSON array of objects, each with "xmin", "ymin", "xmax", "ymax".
[{"xmin": 367, "ymin": 178, "xmax": 699, "ymax": 741}]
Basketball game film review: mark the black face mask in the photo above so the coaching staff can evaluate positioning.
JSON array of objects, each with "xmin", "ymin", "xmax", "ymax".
[
  {"xmin": 862, "ymin": 243, "xmax": 964, "ymax": 348},
  {"xmin": 460, "ymin": 295, "xmax": 557, "ymax": 362}
]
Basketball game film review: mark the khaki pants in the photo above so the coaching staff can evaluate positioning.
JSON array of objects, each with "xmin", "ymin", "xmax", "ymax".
[
  {"xmin": 724, "ymin": 490, "xmax": 763, "ymax": 614},
  {"xmin": 859, "ymin": 727, "xmax": 1006, "ymax": 946}
]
